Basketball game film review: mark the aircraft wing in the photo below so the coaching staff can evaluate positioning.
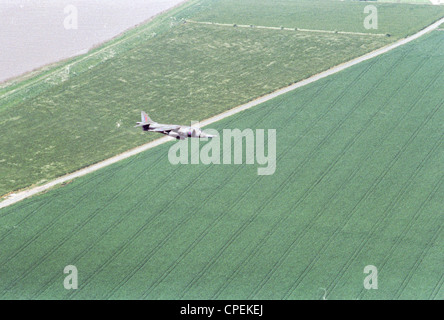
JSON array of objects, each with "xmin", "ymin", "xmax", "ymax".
[{"xmin": 150, "ymin": 125, "xmax": 180, "ymax": 132}]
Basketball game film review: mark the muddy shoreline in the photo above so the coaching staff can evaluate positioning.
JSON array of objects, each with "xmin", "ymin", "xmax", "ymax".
[{"xmin": 0, "ymin": 0, "xmax": 186, "ymax": 83}]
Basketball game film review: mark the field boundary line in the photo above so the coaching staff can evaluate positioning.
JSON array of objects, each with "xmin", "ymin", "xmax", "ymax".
[
  {"xmin": 1, "ymin": 16, "xmax": 443, "ymax": 210},
  {"xmin": 185, "ymin": 19, "xmax": 388, "ymax": 36}
]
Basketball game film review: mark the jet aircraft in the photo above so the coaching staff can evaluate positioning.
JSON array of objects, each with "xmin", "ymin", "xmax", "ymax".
[{"xmin": 135, "ymin": 111, "xmax": 216, "ymax": 140}]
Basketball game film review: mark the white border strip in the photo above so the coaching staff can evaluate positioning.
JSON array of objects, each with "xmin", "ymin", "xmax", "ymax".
[{"xmin": 1, "ymin": 17, "xmax": 443, "ymax": 209}]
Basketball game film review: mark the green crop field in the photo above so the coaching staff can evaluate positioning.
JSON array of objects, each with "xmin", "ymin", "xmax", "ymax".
[
  {"xmin": 0, "ymin": 29, "xmax": 442, "ymax": 299},
  {"xmin": 376, "ymin": 0, "xmax": 433, "ymax": 4},
  {"xmin": 1, "ymin": 0, "xmax": 443, "ymax": 198},
  {"xmin": 194, "ymin": 0, "xmax": 444, "ymax": 37}
]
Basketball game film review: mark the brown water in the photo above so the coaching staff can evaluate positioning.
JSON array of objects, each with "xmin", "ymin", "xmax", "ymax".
[{"xmin": 0, "ymin": 0, "xmax": 185, "ymax": 82}]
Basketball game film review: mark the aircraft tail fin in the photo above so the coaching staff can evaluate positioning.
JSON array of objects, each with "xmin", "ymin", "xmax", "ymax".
[
  {"xmin": 135, "ymin": 111, "xmax": 155, "ymax": 129},
  {"xmin": 141, "ymin": 111, "xmax": 154, "ymax": 124}
]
